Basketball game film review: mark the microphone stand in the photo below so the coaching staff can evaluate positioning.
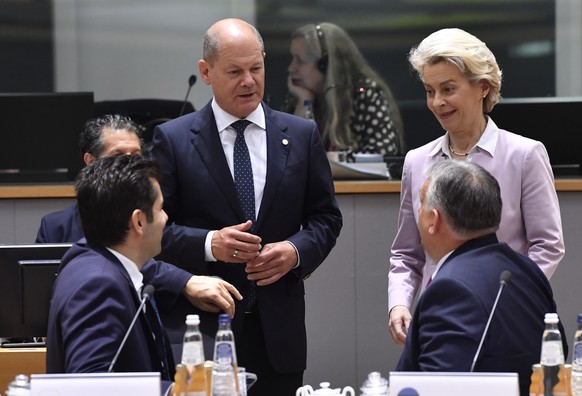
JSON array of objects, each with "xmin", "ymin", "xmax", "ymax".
[
  {"xmin": 470, "ymin": 270, "xmax": 512, "ymax": 372},
  {"xmin": 179, "ymin": 75, "xmax": 197, "ymax": 116},
  {"xmin": 108, "ymin": 285, "xmax": 155, "ymax": 373}
]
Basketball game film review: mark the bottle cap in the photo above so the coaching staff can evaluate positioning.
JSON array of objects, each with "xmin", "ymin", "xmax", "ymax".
[
  {"xmin": 218, "ymin": 313, "xmax": 231, "ymax": 324},
  {"xmin": 361, "ymin": 371, "xmax": 388, "ymax": 394},
  {"xmin": 6, "ymin": 374, "xmax": 30, "ymax": 395},
  {"xmin": 185, "ymin": 314, "xmax": 200, "ymax": 325},
  {"xmin": 577, "ymin": 313, "xmax": 582, "ymax": 324},
  {"xmin": 544, "ymin": 313, "xmax": 559, "ymax": 323}
]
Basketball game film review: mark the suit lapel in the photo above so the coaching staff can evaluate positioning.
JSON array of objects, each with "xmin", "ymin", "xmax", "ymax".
[
  {"xmin": 190, "ymin": 104, "xmax": 244, "ymax": 221},
  {"xmin": 255, "ymin": 105, "xmax": 291, "ymax": 231},
  {"xmin": 88, "ymin": 243, "xmax": 170, "ymax": 378},
  {"xmin": 94, "ymin": 247, "xmax": 173, "ymax": 380}
]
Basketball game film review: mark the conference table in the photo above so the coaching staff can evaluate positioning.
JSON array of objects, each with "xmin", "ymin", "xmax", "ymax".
[
  {"xmin": 1, "ymin": 178, "xmax": 582, "ymax": 388},
  {"xmin": 0, "ymin": 347, "xmax": 46, "ymax": 393}
]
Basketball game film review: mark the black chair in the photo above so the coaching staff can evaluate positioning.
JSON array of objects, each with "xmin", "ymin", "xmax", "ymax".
[{"xmin": 94, "ymin": 99, "xmax": 195, "ymax": 145}]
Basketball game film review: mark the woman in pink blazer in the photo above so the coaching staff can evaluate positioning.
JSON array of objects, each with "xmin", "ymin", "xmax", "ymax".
[{"xmin": 388, "ymin": 28, "xmax": 564, "ymax": 346}]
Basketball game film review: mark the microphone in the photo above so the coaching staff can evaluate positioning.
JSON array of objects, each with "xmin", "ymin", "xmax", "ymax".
[
  {"xmin": 108, "ymin": 284, "xmax": 155, "ymax": 373},
  {"xmin": 179, "ymin": 74, "xmax": 197, "ymax": 116},
  {"xmin": 470, "ymin": 270, "xmax": 512, "ymax": 372}
]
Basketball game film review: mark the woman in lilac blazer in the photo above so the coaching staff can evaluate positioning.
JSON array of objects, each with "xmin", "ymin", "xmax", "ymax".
[{"xmin": 388, "ymin": 28, "xmax": 564, "ymax": 346}]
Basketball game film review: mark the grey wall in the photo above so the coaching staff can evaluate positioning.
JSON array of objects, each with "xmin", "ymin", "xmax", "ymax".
[
  {"xmin": 53, "ymin": 0, "xmax": 255, "ymax": 110},
  {"xmin": 2, "ymin": 190, "xmax": 580, "ymax": 390},
  {"xmin": 48, "ymin": 0, "xmax": 582, "ymax": 112}
]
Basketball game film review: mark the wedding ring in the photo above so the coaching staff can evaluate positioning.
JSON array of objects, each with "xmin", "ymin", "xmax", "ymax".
[{"xmin": 233, "ymin": 249, "xmax": 239, "ymax": 258}]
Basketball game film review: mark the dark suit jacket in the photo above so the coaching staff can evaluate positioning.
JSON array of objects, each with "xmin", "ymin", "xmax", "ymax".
[
  {"xmin": 36, "ymin": 204, "xmax": 84, "ymax": 243},
  {"xmin": 150, "ymin": 101, "xmax": 343, "ymax": 373},
  {"xmin": 46, "ymin": 241, "xmax": 192, "ymax": 391},
  {"xmin": 396, "ymin": 234, "xmax": 567, "ymax": 396}
]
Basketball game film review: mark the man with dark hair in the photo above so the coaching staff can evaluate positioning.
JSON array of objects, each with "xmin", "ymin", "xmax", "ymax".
[
  {"xmin": 36, "ymin": 114, "xmax": 144, "ymax": 243},
  {"xmin": 396, "ymin": 160, "xmax": 566, "ymax": 396},
  {"xmin": 46, "ymin": 155, "xmax": 241, "ymax": 393}
]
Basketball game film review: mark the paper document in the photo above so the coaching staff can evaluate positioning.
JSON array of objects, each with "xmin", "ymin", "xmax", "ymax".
[{"xmin": 329, "ymin": 160, "xmax": 389, "ymax": 180}]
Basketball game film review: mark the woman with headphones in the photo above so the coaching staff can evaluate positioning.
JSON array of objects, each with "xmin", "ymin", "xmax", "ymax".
[{"xmin": 285, "ymin": 22, "xmax": 405, "ymax": 160}]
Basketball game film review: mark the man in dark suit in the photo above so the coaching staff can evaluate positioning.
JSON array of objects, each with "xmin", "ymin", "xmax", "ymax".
[
  {"xmin": 36, "ymin": 114, "xmax": 144, "ymax": 243},
  {"xmin": 395, "ymin": 160, "xmax": 566, "ymax": 396},
  {"xmin": 150, "ymin": 18, "xmax": 342, "ymax": 396},
  {"xmin": 36, "ymin": 114, "xmax": 235, "ymax": 361},
  {"xmin": 46, "ymin": 155, "xmax": 242, "ymax": 394}
]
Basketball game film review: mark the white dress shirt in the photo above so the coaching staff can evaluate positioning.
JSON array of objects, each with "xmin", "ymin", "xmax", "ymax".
[{"xmin": 204, "ymin": 99, "xmax": 267, "ymax": 261}]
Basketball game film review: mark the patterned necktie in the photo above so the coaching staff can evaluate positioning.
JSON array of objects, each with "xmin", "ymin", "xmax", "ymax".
[
  {"xmin": 231, "ymin": 119, "xmax": 257, "ymax": 309},
  {"xmin": 232, "ymin": 119, "xmax": 256, "ymax": 229}
]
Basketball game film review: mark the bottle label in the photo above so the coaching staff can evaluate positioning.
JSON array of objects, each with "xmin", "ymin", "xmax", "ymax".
[
  {"xmin": 215, "ymin": 342, "xmax": 234, "ymax": 365},
  {"xmin": 182, "ymin": 341, "xmax": 204, "ymax": 366},
  {"xmin": 574, "ymin": 342, "xmax": 582, "ymax": 366},
  {"xmin": 541, "ymin": 341, "xmax": 565, "ymax": 366}
]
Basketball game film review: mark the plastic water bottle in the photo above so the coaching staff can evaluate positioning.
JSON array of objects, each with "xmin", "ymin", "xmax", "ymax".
[
  {"xmin": 540, "ymin": 313, "xmax": 567, "ymax": 396},
  {"xmin": 360, "ymin": 371, "xmax": 389, "ymax": 395},
  {"xmin": 211, "ymin": 314, "xmax": 239, "ymax": 396},
  {"xmin": 571, "ymin": 314, "xmax": 582, "ymax": 396},
  {"xmin": 530, "ymin": 363, "xmax": 543, "ymax": 396},
  {"xmin": 303, "ymin": 100, "xmax": 315, "ymax": 121},
  {"xmin": 180, "ymin": 314, "xmax": 207, "ymax": 396}
]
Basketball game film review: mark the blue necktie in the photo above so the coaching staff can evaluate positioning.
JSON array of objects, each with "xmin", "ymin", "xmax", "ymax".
[
  {"xmin": 231, "ymin": 119, "xmax": 257, "ymax": 309},
  {"xmin": 232, "ymin": 120, "xmax": 256, "ymax": 228}
]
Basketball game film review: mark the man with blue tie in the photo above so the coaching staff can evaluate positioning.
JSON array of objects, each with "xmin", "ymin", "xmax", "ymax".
[
  {"xmin": 151, "ymin": 18, "xmax": 342, "ymax": 396},
  {"xmin": 46, "ymin": 155, "xmax": 242, "ymax": 394}
]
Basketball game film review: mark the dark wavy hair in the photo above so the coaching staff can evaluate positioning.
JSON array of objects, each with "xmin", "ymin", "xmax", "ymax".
[
  {"xmin": 76, "ymin": 154, "xmax": 161, "ymax": 247},
  {"xmin": 79, "ymin": 114, "xmax": 144, "ymax": 157}
]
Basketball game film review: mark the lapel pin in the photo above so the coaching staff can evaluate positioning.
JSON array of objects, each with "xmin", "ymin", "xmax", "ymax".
[{"xmin": 282, "ymin": 139, "xmax": 289, "ymax": 146}]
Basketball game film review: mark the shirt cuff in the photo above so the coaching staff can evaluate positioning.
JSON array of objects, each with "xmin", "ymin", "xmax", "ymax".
[
  {"xmin": 205, "ymin": 230, "xmax": 217, "ymax": 262},
  {"xmin": 286, "ymin": 240, "xmax": 300, "ymax": 269}
]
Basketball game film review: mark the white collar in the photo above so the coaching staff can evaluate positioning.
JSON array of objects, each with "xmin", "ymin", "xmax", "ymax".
[
  {"xmin": 211, "ymin": 98, "xmax": 266, "ymax": 133},
  {"xmin": 106, "ymin": 247, "xmax": 144, "ymax": 293},
  {"xmin": 429, "ymin": 115, "xmax": 499, "ymax": 158}
]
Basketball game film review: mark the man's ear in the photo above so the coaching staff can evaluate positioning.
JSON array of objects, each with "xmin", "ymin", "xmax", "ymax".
[
  {"xmin": 427, "ymin": 208, "xmax": 440, "ymax": 235},
  {"xmin": 199, "ymin": 59, "xmax": 212, "ymax": 86},
  {"xmin": 130, "ymin": 209, "xmax": 144, "ymax": 235},
  {"xmin": 83, "ymin": 152, "xmax": 97, "ymax": 165}
]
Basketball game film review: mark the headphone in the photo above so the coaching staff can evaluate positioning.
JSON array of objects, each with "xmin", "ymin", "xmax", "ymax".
[{"xmin": 315, "ymin": 24, "xmax": 328, "ymax": 73}]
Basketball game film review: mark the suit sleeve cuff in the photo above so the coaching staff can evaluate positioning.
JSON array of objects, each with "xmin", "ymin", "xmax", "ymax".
[{"xmin": 286, "ymin": 240, "xmax": 300, "ymax": 268}]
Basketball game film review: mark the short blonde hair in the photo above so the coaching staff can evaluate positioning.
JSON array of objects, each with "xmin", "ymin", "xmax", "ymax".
[{"xmin": 408, "ymin": 28, "xmax": 502, "ymax": 113}]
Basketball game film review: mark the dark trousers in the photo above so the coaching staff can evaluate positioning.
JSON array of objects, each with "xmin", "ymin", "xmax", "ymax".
[{"xmin": 237, "ymin": 311, "xmax": 303, "ymax": 396}]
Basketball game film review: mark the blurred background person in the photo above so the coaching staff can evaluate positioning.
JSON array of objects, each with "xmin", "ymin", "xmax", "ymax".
[
  {"xmin": 388, "ymin": 28, "xmax": 564, "ymax": 346},
  {"xmin": 284, "ymin": 22, "xmax": 405, "ymax": 162},
  {"xmin": 36, "ymin": 114, "xmax": 144, "ymax": 243}
]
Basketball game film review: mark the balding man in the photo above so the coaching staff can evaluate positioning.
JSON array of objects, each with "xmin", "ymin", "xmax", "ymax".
[
  {"xmin": 151, "ymin": 18, "xmax": 342, "ymax": 395},
  {"xmin": 395, "ymin": 160, "xmax": 566, "ymax": 396}
]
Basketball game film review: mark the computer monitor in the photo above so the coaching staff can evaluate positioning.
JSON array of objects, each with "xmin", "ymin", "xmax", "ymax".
[
  {"xmin": 0, "ymin": 92, "xmax": 94, "ymax": 183},
  {"xmin": 0, "ymin": 244, "xmax": 72, "ymax": 338},
  {"xmin": 490, "ymin": 97, "xmax": 582, "ymax": 176},
  {"xmin": 399, "ymin": 97, "xmax": 582, "ymax": 176}
]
